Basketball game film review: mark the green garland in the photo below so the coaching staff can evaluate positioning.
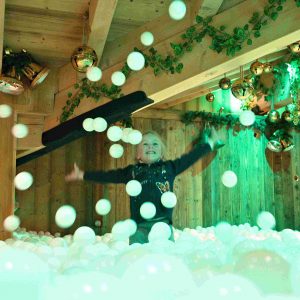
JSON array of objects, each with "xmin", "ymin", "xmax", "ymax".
[{"xmin": 61, "ymin": 0, "xmax": 300, "ymax": 122}]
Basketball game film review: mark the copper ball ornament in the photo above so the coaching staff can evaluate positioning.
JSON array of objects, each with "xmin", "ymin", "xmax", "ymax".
[
  {"xmin": 281, "ymin": 109, "xmax": 293, "ymax": 123},
  {"xmin": 231, "ymin": 79, "xmax": 254, "ymax": 101},
  {"xmin": 263, "ymin": 63, "xmax": 273, "ymax": 73},
  {"xmin": 250, "ymin": 61, "xmax": 264, "ymax": 76},
  {"xmin": 71, "ymin": 45, "xmax": 98, "ymax": 73},
  {"xmin": 206, "ymin": 92, "xmax": 215, "ymax": 102},
  {"xmin": 288, "ymin": 41, "xmax": 300, "ymax": 54},
  {"xmin": 267, "ymin": 109, "xmax": 280, "ymax": 123},
  {"xmin": 218, "ymin": 77, "xmax": 232, "ymax": 90}
]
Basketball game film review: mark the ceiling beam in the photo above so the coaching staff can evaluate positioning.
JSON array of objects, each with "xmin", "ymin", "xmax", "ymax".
[
  {"xmin": 195, "ymin": 0, "xmax": 224, "ymax": 18},
  {"xmin": 0, "ymin": 0, "xmax": 5, "ymax": 73},
  {"xmin": 88, "ymin": 0, "xmax": 118, "ymax": 62}
]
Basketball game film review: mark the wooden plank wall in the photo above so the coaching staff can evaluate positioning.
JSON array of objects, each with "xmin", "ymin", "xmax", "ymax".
[{"xmin": 15, "ymin": 117, "xmax": 300, "ymax": 234}]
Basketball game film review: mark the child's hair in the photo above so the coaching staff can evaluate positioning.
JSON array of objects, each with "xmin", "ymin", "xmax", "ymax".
[{"xmin": 136, "ymin": 130, "xmax": 167, "ymax": 161}]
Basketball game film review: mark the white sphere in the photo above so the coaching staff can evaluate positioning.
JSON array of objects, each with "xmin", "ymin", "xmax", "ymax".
[
  {"xmin": 128, "ymin": 129, "xmax": 143, "ymax": 145},
  {"xmin": 257, "ymin": 211, "xmax": 276, "ymax": 230},
  {"xmin": 11, "ymin": 123, "xmax": 28, "ymax": 138},
  {"xmin": 73, "ymin": 226, "xmax": 96, "ymax": 245},
  {"xmin": 221, "ymin": 170, "xmax": 238, "ymax": 188},
  {"xmin": 140, "ymin": 31, "xmax": 154, "ymax": 46},
  {"xmin": 121, "ymin": 127, "xmax": 133, "ymax": 143},
  {"xmin": 95, "ymin": 199, "xmax": 111, "ymax": 216},
  {"xmin": 55, "ymin": 205, "xmax": 76, "ymax": 229},
  {"xmin": 109, "ymin": 144, "xmax": 124, "ymax": 158},
  {"xmin": 14, "ymin": 171, "xmax": 33, "ymax": 191},
  {"xmin": 4, "ymin": 215, "xmax": 20, "ymax": 232},
  {"xmin": 0, "ymin": 104, "xmax": 12, "ymax": 118},
  {"xmin": 82, "ymin": 118, "xmax": 94, "ymax": 132},
  {"xmin": 107, "ymin": 126, "xmax": 123, "ymax": 142},
  {"xmin": 126, "ymin": 180, "xmax": 142, "ymax": 197},
  {"xmin": 123, "ymin": 219, "xmax": 137, "ymax": 236},
  {"xmin": 111, "ymin": 71, "xmax": 126, "ymax": 86},
  {"xmin": 161, "ymin": 191, "xmax": 177, "ymax": 208},
  {"xmin": 169, "ymin": 0, "xmax": 187, "ymax": 21},
  {"xmin": 86, "ymin": 66, "xmax": 102, "ymax": 82},
  {"xmin": 239, "ymin": 110, "xmax": 256, "ymax": 126},
  {"xmin": 140, "ymin": 202, "xmax": 156, "ymax": 219},
  {"xmin": 93, "ymin": 117, "xmax": 107, "ymax": 132},
  {"xmin": 127, "ymin": 51, "xmax": 145, "ymax": 71},
  {"xmin": 148, "ymin": 222, "xmax": 171, "ymax": 242}
]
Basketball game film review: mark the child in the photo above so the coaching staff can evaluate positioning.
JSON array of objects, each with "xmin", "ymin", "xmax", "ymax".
[{"xmin": 66, "ymin": 128, "xmax": 224, "ymax": 244}]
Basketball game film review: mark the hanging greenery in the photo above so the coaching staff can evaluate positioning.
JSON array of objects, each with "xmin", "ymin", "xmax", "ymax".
[{"xmin": 61, "ymin": 0, "xmax": 300, "ymax": 123}]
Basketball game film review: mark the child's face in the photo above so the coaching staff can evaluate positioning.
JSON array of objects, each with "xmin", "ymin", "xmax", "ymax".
[{"xmin": 137, "ymin": 133, "xmax": 163, "ymax": 164}]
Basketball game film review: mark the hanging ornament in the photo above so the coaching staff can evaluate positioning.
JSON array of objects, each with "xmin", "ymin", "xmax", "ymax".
[
  {"xmin": 244, "ymin": 75, "xmax": 255, "ymax": 86},
  {"xmin": 0, "ymin": 66, "xmax": 24, "ymax": 95},
  {"xmin": 206, "ymin": 92, "xmax": 214, "ymax": 102},
  {"xmin": 288, "ymin": 41, "xmax": 300, "ymax": 54},
  {"xmin": 263, "ymin": 62, "xmax": 273, "ymax": 73},
  {"xmin": 281, "ymin": 109, "xmax": 293, "ymax": 123},
  {"xmin": 231, "ymin": 66, "xmax": 254, "ymax": 101},
  {"xmin": 267, "ymin": 129, "xmax": 294, "ymax": 152},
  {"xmin": 250, "ymin": 61, "xmax": 264, "ymax": 76},
  {"xmin": 218, "ymin": 76, "xmax": 231, "ymax": 90},
  {"xmin": 267, "ymin": 109, "xmax": 280, "ymax": 123}
]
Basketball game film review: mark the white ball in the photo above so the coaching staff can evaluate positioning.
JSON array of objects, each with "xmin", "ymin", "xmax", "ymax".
[
  {"xmin": 121, "ymin": 127, "xmax": 133, "ymax": 143},
  {"xmin": 14, "ymin": 171, "xmax": 33, "ymax": 190},
  {"xmin": 11, "ymin": 123, "xmax": 28, "ymax": 138},
  {"xmin": 169, "ymin": 0, "xmax": 187, "ymax": 21},
  {"xmin": 111, "ymin": 71, "xmax": 126, "ymax": 86},
  {"xmin": 82, "ymin": 118, "xmax": 94, "ymax": 132},
  {"xmin": 239, "ymin": 110, "xmax": 256, "ymax": 126},
  {"xmin": 126, "ymin": 180, "xmax": 142, "ymax": 197},
  {"xmin": 3, "ymin": 215, "xmax": 20, "ymax": 232},
  {"xmin": 86, "ymin": 66, "xmax": 102, "ymax": 82},
  {"xmin": 95, "ymin": 199, "xmax": 111, "ymax": 216},
  {"xmin": 127, "ymin": 51, "xmax": 145, "ymax": 71},
  {"xmin": 107, "ymin": 126, "xmax": 123, "ymax": 142},
  {"xmin": 148, "ymin": 222, "xmax": 171, "ymax": 242},
  {"xmin": 0, "ymin": 104, "xmax": 12, "ymax": 118},
  {"xmin": 161, "ymin": 191, "xmax": 177, "ymax": 208},
  {"xmin": 140, "ymin": 31, "xmax": 154, "ymax": 46},
  {"xmin": 73, "ymin": 226, "xmax": 96, "ymax": 245},
  {"xmin": 109, "ymin": 144, "xmax": 124, "ymax": 158},
  {"xmin": 257, "ymin": 211, "xmax": 276, "ymax": 230},
  {"xmin": 55, "ymin": 205, "xmax": 76, "ymax": 229},
  {"xmin": 123, "ymin": 219, "xmax": 137, "ymax": 236},
  {"xmin": 140, "ymin": 202, "xmax": 156, "ymax": 219},
  {"xmin": 221, "ymin": 170, "xmax": 238, "ymax": 188},
  {"xmin": 93, "ymin": 117, "xmax": 107, "ymax": 132},
  {"xmin": 128, "ymin": 129, "xmax": 143, "ymax": 145}
]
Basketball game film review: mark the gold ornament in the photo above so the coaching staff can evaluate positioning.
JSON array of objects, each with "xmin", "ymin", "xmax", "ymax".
[
  {"xmin": 288, "ymin": 41, "xmax": 300, "ymax": 54},
  {"xmin": 267, "ymin": 109, "xmax": 280, "ymax": 123},
  {"xmin": 206, "ymin": 92, "xmax": 215, "ymax": 102},
  {"xmin": 244, "ymin": 75, "xmax": 255, "ymax": 86},
  {"xmin": 267, "ymin": 129, "xmax": 294, "ymax": 152},
  {"xmin": 250, "ymin": 61, "xmax": 264, "ymax": 76},
  {"xmin": 267, "ymin": 136, "xmax": 282, "ymax": 152},
  {"xmin": 263, "ymin": 63, "xmax": 273, "ymax": 73},
  {"xmin": 218, "ymin": 77, "xmax": 231, "ymax": 90},
  {"xmin": 281, "ymin": 109, "xmax": 293, "ymax": 123},
  {"xmin": 71, "ymin": 45, "xmax": 98, "ymax": 72},
  {"xmin": 231, "ymin": 79, "xmax": 254, "ymax": 100},
  {"xmin": 0, "ymin": 66, "xmax": 24, "ymax": 95}
]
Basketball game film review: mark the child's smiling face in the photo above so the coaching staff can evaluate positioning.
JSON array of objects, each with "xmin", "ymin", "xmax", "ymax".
[{"xmin": 137, "ymin": 133, "xmax": 163, "ymax": 164}]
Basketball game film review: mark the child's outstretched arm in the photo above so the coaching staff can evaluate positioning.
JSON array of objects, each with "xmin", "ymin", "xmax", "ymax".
[{"xmin": 65, "ymin": 163, "xmax": 84, "ymax": 181}]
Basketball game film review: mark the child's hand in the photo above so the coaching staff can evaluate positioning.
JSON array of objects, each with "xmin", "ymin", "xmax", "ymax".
[
  {"xmin": 65, "ymin": 163, "xmax": 84, "ymax": 181},
  {"xmin": 208, "ymin": 127, "xmax": 226, "ymax": 150}
]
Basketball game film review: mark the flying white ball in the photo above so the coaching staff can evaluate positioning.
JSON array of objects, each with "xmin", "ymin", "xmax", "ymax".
[
  {"xmin": 11, "ymin": 124, "xmax": 28, "ymax": 138},
  {"xmin": 127, "ymin": 51, "xmax": 145, "ymax": 71},
  {"xmin": 140, "ymin": 31, "xmax": 154, "ymax": 46},
  {"xmin": 14, "ymin": 171, "xmax": 33, "ymax": 191},
  {"xmin": 123, "ymin": 219, "xmax": 137, "ymax": 236},
  {"xmin": 128, "ymin": 129, "xmax": 143, "ymax": 145},
  {"xmin": 86, "ymin": 66, "xmax": 102, "ymax": 82},
  {"xmin": 126, "ymin": 180, "xmax": 142, "ymax": 197},
  {"xmin": 3, "ymin": 215, "xmax": 20, "ymax": 232},
  {"xmin": 0, "ymin": 104, "xmax": 12, "ymax": 118},
  {"xmin": 109, "ymin": 144, "xmax": 124, "ymax": 158},
  {"xmin": 169, "ymin": 0, "xmax": 187, "ymax": 21},
  {"xmin": 107, "ymin": 126, "xmax": 123, "ymax": 142},
  {"xmin": 82, "ymin": 118, "xmax": 94, "ymax": 132},
  {"xmin": 148, "ymin": 222, "xmax": 171, "ymax": 242},
  {"xmin": 161, "ymin": 191, "xmax": 177, "ymax": 208},
  {"xmin": 95, "ymin": 199, "xmax": 111, "ymax": 216},
  {"xmin": 111, "ymin": 71, "xmax": 126, "ymax": 86},
  {"xmin": 55, "ymin": 205, "xmax": 76, "ymax": 229},
  {"xmin": 73, "ymin": 226, "xmax": 96, "ymax": 245},
  {"xmin": 221, "ymin": 170, "xmax": 238, "ymax": 188},
  {"xmin": 121, "ymin": 127, "xmax": 133, "ymax": 143},
  {"xmin": 257, "ymin": 211, "xmax": 276, "ymax": 230},
  {"xmin": 239, "ymin": 110, "xmax": 256, "ymax": 126},
  {"xmin": 93, "ymin": 117, "xmax": 107, "ymax": 132},
  {"xmin": 140, "ymin": 202, "xmax": 156, "ymax": 219}
]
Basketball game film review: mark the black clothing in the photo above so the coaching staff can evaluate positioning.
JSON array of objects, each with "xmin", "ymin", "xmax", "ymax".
[{"xmin": 84, "ymin": 143, "xmax": 212, "ymax": 224}]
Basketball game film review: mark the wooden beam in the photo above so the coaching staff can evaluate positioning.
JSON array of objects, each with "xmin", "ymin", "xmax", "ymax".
[
  {"xmin": 44, "ymin": 0, "xmax": 300, "ymax": 131},
  {"xmin": 0, "ymin": 0, "xmax": 5, "ymax": 73},
  {"xmin": 195, "ymin": 0, "xmax": 224, "ymax": 18},
  {"xmin": 88, "ymin": 0, "xmax": 118, "ymax": 61},
  {"xmin": 133, "ymin": 108, "xmax": 182, "ymax": 121}
]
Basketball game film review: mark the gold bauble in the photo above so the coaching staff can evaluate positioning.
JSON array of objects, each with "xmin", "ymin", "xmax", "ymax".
[
  {"xmin": 71, "ymin": 45, "xmax": 98, "ymax": 72},
  {"xmin": 218, "ymin": 77, "xmax": 232, "ymax": 90},
  {"xmin": 267, "ymin": 109, "xmax": 280, "ymax": 123},
  {"xmin": 263, "ymin": 63, "xmax": 273, "ymax": 73},
  {"xmin": 0, "ymin": 66, "xmax": 24, "ymax": 95},
  {"xmin": 281, "ymin": 110, "xmax": 293, "ymax": 123},
  {"xmin": 244, "ymin": 75, "xmax": 255, "ymax": 86},
  {"xmin": 250, "ymin": 61, "xmax": 264, "ymax": 76},
  {"xmin": 206, "ymin": 92, "xmax": 215, "ymax": 102},
  {"xmin": 231, "ymin": 79, "xmax": 254, "ymax": 100},
  {"xmin": 288, "ymin": 41, "xmax": 300, "ymax": 54}
]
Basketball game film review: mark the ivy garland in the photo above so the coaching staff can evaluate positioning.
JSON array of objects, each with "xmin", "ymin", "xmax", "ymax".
[{"xmin": 61, "ymin": 0, "xmax": 300, "ymax": 123}]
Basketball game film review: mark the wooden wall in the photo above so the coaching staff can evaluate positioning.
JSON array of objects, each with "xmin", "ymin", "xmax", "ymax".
[{"xmin": 16, "ymin": 116, "xmax": 300, "ymax": 234}]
